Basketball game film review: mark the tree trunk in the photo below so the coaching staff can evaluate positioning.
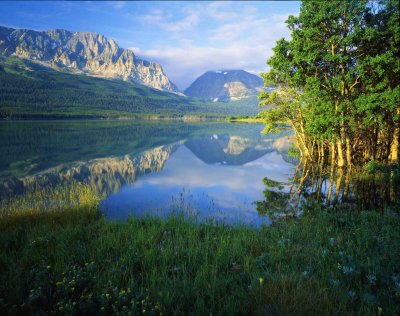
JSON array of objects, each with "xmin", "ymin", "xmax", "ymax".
[
  {"xmin": 343, "ymin": 167, "xmax": 351, "ymax": 202},
  {"xmin": 389, "ymin": 126, "xmax": 399, "ymax": 164},
  {"xmin": 345, "ymin": 136, "xmax": 352, "ymax": 167},
  {"xmin": 327, "ymin": 143, "xmax": 336, "ymax": 204},
  {"xmin": 333, "ymin": 167, "xmax": 344, "ymax": 204},
  {"xmin": 337, "ymin": 139, "xmax": 345, "ymax": 167}
]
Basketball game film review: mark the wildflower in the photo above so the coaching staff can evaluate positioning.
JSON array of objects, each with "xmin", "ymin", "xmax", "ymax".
[
  {"xmin": 392, "ymin": 275, "xmax": 400, "ymax": 289},
  {"xmin": 329, "ymin": 278, "xmax": 340, "ymax": 287},
  {"xmin": 347, "ymin": 255, "xmax": 353, "ymax": 261},
  {"xmin": 367, "ymin": 274, "xmax": 377, "ymax": 285},
  {"xmin": 342, "ymin": 266, "xmax": 354, "ymax": 275},
  {"xmin": 259, "ymin": 277, "xmax": 264, "ymax": 285},
  {"xmin": 46, "ymin": 265, "xmax": 51, "ymax": 269},
  {"xmin": 362, "ymin": 293, "xmax": 376, "ymax": 304},
  {"xmin": 321, "ymin": 249, "xmax": 329, "ymax": 256},
  {"xmin": 348, "ymin": 290, "xmax": 356, "ymax": 300}
]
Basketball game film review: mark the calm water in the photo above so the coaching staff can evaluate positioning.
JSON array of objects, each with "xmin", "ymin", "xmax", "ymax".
[{"xmin": 0, "ymin": 120, "xmax": 295, "ymax": 226}]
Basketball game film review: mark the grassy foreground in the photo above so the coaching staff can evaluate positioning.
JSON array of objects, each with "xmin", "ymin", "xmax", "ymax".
[{"xmin": 0, "ymin": 185, "xmax": 399, "ymax": 315}]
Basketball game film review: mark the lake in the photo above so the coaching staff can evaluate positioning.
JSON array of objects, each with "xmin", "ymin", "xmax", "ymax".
[{"xmin": 0, "ymin": 120, "xmax": 295, "ymax": 226}]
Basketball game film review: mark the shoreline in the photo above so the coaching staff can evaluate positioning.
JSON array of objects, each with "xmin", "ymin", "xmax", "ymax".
[
  {"xmin": 227, "ymin": 117, "xmax": 264, "ymax": 123},
  {"xmin": 0, "ymin": 113, "xmax": 229, "ymax": 122}
]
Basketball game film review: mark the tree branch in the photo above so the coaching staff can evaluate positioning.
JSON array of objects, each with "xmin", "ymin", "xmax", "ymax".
[{"xmin": 349, "ymin": 75, "xmax": 361, "ymax": 92}]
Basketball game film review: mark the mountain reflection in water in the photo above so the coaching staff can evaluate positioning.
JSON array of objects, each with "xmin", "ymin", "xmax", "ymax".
[
  {"xmin": 103, "ymin": 144, "xmax": 294, "ymax": 226},
  {"xmin": 0, "ymin": 121, "xmax": 296, "ymax": 226},
  {"xmin": 1, "ymin": 143, "xmax": 179, "ymax": 197}
]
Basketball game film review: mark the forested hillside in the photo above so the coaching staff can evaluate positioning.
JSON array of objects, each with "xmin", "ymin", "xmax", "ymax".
[{"xmin": 0, "ymin": 56, "xmax": 260, "ymax": 119}]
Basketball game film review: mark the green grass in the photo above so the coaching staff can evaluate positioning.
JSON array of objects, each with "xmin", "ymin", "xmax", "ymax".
[{"xmin": 0, "ymin": 185, "xmax": 399, "ymax": 315}]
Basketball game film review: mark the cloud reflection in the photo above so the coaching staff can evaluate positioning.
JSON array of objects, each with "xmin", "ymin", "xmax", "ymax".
[{"xmin": 102, "ymin": 145, "xmax": 295, "ymax": 227}]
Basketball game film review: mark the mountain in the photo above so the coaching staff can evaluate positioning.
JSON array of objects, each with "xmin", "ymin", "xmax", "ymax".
[
  {"xmin": 184, "ymin": 70, "xmax": 264, "ymax": 102},
  {"xmin": 0, "ymin": 26, "xmax": 179, "ymax": 93},
  {"xmin": 0, "ymin": 56, "xmax": 260, "ymax": 118}
]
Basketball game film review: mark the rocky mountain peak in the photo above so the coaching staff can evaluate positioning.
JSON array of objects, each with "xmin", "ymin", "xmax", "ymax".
[
  {"xmin": 0, "ymin": 26, "xmax": 179, "ymax": 93},
  {"xmin": 184, "ymin": 69, "xmax": 263, "ymax": 102}
]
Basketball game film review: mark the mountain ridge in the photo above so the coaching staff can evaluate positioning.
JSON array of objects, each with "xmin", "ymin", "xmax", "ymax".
[
  {"xmin": 0, "ymin": 55, "xmax": 261, "ymax": 118},
  {"xmin": 184, "ymin": 69, "xmax": 264, "ymax": 102},
  {"xmin": 0, "ymin": 25, "xmax": 179, "ymax": 93}
]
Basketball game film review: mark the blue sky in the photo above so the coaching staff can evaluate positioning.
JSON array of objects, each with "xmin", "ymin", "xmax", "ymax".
[{"xmin": 0, "ymin": 1, "xmax": 301, "ymax": 89}]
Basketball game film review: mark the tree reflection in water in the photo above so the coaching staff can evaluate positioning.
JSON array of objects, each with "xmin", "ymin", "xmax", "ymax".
[{"xmin": 256, "ymin": 159, "xmax": 400, "ymax": 220}]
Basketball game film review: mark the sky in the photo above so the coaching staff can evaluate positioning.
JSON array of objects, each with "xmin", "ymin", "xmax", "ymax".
[{"xmin": 0, "ymin": 1, "xmax": 301, "ymax": 90}]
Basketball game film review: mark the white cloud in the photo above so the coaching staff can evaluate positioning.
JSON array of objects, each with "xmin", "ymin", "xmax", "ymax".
[
  {"xmin": 129, "ymin": 3, "xmax": 297, "ymax": 90},
  {"xmin": 204, "ymin": 2, "xmax": 241, "ymax": 21},
  {"xmin": 110, "ymin": 1, "xmax": 126, "ymax": 10},
  {"xmin": 133, "ymin": 44, "xmax": 266, "ymax": 90},
  {"xmin": 138, "ymin": 8, "xmax": 199, "ymax": 34},
  {"xmin": 166, "ymin": 13, "xmax": 199, "ymax": 33},
  {"xmin": 131, "ymin": 18, "xmax": 291, "ymax": 89}
]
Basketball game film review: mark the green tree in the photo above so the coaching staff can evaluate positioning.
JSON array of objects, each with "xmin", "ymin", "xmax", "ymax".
[{"xmin": 259, "ymin": 0, "xmax": 399, "ymax": 167}]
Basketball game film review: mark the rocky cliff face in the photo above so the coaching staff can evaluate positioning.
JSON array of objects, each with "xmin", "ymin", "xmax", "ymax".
[
  {"xmin": 0, "ymin": 26, "xmax": 179, "ymax": 92},
  {"xmin": 184, "ymin": 70, "xmax": 264, "ymax": 102}
]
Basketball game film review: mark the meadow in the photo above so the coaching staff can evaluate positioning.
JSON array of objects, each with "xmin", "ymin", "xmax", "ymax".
[{"xmin": 0, "ymin": 184, "xmax": 399, "ymax": 315}]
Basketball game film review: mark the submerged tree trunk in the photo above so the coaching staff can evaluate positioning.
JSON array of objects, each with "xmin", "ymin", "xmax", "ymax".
[
  {"xmin": 327, "ymin": 143, "xmax": 336, "ymax": 204},
  {"xmin": 333, "ymin": 168, "xmax": 344, "ymax": 204},
  {"xmin": 343, "ymin": 167, "xmax": 351, "ymax": 202}
]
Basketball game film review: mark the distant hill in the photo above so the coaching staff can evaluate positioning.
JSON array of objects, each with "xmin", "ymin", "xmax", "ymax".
[
  {"xmin": 0, "ymin": 26, "xmax": 179, "ymax": 93},
  {"xmin": 184, "ymin": 70, "xmax": 264, "ymax": 102},
  {"xmin": 0, "ymin": 56, "xmax": 261, "ymax": 119}
]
